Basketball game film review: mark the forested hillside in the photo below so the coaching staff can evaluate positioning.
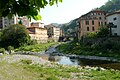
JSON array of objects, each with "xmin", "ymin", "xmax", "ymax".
[
  {"xmin": 60, "ymin": 19, "xmax": 78, "ymax": 36},
  {"xmin": 99, "ymin": 0, "xmax": 120, "ymax": 13}
]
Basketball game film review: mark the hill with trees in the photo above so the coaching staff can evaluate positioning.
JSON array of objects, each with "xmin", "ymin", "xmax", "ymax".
[
  {"xmin": 99, "ymin": 0, "xmax": 120, "ymax": 13},
  {"xmin": 60, "ymin": 18, "xmax": 78, "ymax": 36}
]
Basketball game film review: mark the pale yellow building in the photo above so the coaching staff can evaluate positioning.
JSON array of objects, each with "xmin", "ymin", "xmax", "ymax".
[{"xmin": 27, "ymin": 27, "xmax": 48, "ymax": 43}]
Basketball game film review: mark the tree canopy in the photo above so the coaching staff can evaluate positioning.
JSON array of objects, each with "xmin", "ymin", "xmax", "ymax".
[
  {"xmin": 0, "ymin": 0, "xmax": 62, "ymax": 20},
  {"xmin": 0, "ymin": 24, "xmax": 31, "ymax": 48}
]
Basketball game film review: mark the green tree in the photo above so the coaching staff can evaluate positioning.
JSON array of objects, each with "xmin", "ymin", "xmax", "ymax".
[
  {"xmin": 0, "ymin": 24, "xmax": 30, "ymax": 48},
  {"xmin": 97, "ymin": 27, "xmax": 109, "ymax": 37},
  {"xmin": 0, "ymin": 0, "xmax": 62, "ymax": 20}
]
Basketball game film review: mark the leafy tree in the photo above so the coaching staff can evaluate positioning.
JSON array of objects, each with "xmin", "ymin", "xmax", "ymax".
[
  {"xmin": 97, "ymin": 27, "xmax": 109, "ymax": 37},
  {"xmin": 87, "ymin": 32, "xmax": 97, "ymax": 38},
  {"xmin": 0, "ymin": 0, "xmax": 62, "ymax": 20},
  {"xmin": 0, "ymin": 24, "xmax": 30, "ymax": 48}
]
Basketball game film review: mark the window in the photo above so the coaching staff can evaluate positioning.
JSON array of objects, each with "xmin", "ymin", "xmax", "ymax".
[
  {"xmin": 99, "ymin": 22, "xmax": 100, "ymax": 26},
  {"xmin": 113, "ymin": 17, "xmax": 117, "ymax": 20},
  {"xmin": 86, "ymin": 21, "xmax": 89, "ymax": 25},
  {"xmin": 101, "ymin": 22, "xmax": 103, "ymax": 26},
  {"xmin": 92, "ymin": 27, "xmax": 95, "ymax": 31},
  {"xmin": 99, "ymin": 17, "xmax": 102, "ymax": 20},
  {"xmin": 87, "ymin": 27, "xmax": 89, "ymax": 31},
  {"xmin": 114, "ymin": 33, "xmax": 117, "ymax": 36},
  {"xmin": 105, "ymin": 22, "xmax": 107, "ymax": 25},
  {"xmin": 92, "ymin": 20, "xmax": 94, "ymax": 25},
  {"xmin": 114, "ymin": 25, "xmax": 117, "ymax": 28}
]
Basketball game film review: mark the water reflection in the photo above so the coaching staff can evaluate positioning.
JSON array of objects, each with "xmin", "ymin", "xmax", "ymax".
[{"xmin": 48, "ymin": 56, "xmax": 120, "ymax": 70}]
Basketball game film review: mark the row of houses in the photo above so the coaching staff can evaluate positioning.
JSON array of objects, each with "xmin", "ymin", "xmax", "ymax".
[
  {"xmin": 76, "ymin": 10, "xmax": 120, "ymax": 39},
  {"xmin": 0, "ymin": 16, "xmax": 62, "ymax": 43},
  {"xmin": 27, "ymin": 23, "xmax": 62, "ymax": 43}
]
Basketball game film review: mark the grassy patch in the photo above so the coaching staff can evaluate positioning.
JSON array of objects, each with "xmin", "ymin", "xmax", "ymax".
[
  {"xmin": 16, "ymin": 42, "xmax": 58, "ymax": 52},
  {"xmin": 0, "ymin": 55, "xmax": 120, "ymax": 80}
]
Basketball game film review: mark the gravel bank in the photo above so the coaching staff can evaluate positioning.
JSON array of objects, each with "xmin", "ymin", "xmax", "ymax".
[{"xmin": 0, "ymin": 54, "xmax": 50, "ymax": 65}]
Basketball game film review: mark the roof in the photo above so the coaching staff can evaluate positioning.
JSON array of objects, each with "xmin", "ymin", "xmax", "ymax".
[
  {"xmin": 106, "ymin": 10, "xmax": 120, "ymax": 17},
  {"xmin": 27, "ymin": 29, "xmax": 34, "ymax": 34},
  {"xmin": 31, "ymin": 22, "xmax": 44, "ymax": 24},
  {"xmin": 81, "ymin": 10, "xmax": 106, "ymax": 18},
  {"xmin": 27, "ymin": 26, "xmax": 46, "ymax": 30},
  {"xmin": 45, "ymin": 24, "xmax": 60, "ymax": 28}
]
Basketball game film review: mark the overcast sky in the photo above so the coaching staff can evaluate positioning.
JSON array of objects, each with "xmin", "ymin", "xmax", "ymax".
[{"xmin": 36, "ymin": 0, "xmax": 108, "ymax": 24}]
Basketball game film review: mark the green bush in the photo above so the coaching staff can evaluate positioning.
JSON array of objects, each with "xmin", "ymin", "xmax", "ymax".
[
  {"xmin": 97, "ymin": 27, "xmax": 109, "ymax": 37},
  {"xmin": 8, "ymin": 46, "xmax": 14, "ymax": 51},
  {"xmin": 46, "ymin": 75, "xmax": 59, "ymax": 80},
  {"xmin": 20, "ymin": 59, "xmax": 32, "ymax": 64},
  {"xmin": 0, "ymin": 24, "xmax": 31, "ymax": 48},
  {"xmin": 0, "ymin": 48, "xmax": 5, "ymax": 54}
]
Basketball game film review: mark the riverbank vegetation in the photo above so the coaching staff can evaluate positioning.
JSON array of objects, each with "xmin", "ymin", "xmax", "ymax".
[
  {"xmin": 0, "ymin": 55, "xmax": 120, "ymax": 80},
  {"xmin": 0, "ymin": 24, "xmax": 59, "ymax": 53},
  {"xmin": 57, "ymin": 27, "xmax": 120, "ymax": 60},
  {"xmin": 15, "ymin": 42, "xmax": 58, "ymax": 52}
]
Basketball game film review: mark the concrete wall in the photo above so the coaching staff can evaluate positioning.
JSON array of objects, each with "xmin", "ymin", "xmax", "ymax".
[{"xmin": 107, "ymin": 14, "xmax": 120, "ymax": 36}]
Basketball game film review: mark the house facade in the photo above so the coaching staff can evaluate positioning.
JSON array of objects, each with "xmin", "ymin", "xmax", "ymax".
[
  {"xmin": 78, "ymin": 10, "xmax": 107, "ymax": 38},
  {"xmin": 0, "ymin": 15, "xmax": 18, "ymax": 29},
  {"xmin": 27, "ymin": 27, "xmax": 48, "ymax": 43},
  {"xmin": 0, "ymin": 16, "xmax": 30, "ymax": 29},
  {"xmin": 45, "ymin": 24, "xmax": 60, "ymax": 42},
  {"xmin": 106, "ymin": 10, "xmax": 120, "ymax": 36}
]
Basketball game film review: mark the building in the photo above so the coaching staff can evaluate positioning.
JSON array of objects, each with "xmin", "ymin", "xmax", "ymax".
[
  {"xmin": 31, "ymin": 22, "xmax": 44, "ymax": 28},
  {"xmin": 78, "ymin": 10, "xmax": 107, "ymax": 38},
  {"xmin": 18, "ymin": 16, "xmax": 30, "ymax": 27},
  {"xmin": 27, "ymin": 26, "xmax": 48, "ymax": 43},
  {"xmin": 45, "ymin": 24, "xmax": 61, "ymax": 42},
  {"xmin": 106, "ymin": 10, "xmax": 120, "ymax": 36},
  {"xmin": 0, "ymin": 15, "xmax": 18, "ymax": 29},
  {"xmin": 0, "ymin": 16, "xmax": 30, "ymax": 29}
]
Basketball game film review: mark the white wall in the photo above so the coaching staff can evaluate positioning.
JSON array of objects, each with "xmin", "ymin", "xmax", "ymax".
[{"xmin": 107, "ymin": 14, "xmax": 120, "ymax": 36}]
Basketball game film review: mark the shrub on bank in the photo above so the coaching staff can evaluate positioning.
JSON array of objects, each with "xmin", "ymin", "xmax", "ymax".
[
  {"xmin": 57, "ymin": 37, "xmax": 120, "ymax": 59},
  {"xmin": 0, "ymin": 24, "xmax": 31, "ymax": 48},
  {"xmin": 16, "ymin": 42, "xmax": 58, "ymax": 52},
  {"xmin": 0, "ymin": 48, "xmax": 5, "ymax": 54}
]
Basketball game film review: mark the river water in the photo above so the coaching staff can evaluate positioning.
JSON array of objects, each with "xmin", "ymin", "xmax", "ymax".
[
  {"xmin": 43, "ymin": 46, "xmax": 120, "ymax": 70},
  {"xmin": 48, "ymin": 55, "xmax": 120, "ymax": 70}
]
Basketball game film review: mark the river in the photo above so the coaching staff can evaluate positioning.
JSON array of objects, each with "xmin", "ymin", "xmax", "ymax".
[{"xmin": 41, "ymin": 45, "xmax": 120, "ymax": 70}]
